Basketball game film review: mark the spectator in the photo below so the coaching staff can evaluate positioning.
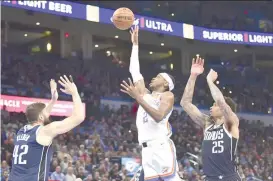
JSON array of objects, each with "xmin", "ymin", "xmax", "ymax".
[
  {"xmin": 93, "ymin": 171, "xmax": 101, "ymax": 181},
  {"xmin": 1, "ymin": 106, "xmax": 9, "ymax": 120},
  {"xmin": 50, "ymin": 166, "xmax": 65, "ymax": 181},
  {"xmin": 65, "ymin": 167, "xmax": 77, "ymax": 181},
  {"xmin": 76, "ymin": 166, "xmax": 87, "ymax": 180},
  {"xmin": 1, "ymin": 161, "xmax": 10, "ymax": 176},
  {"xmin": 184, "ymin": 159, "xmax": 194, "ymax": 178},
  {"xmin": 83, "ymin": 174, "xmax": 93, "ymax": 181},
  {"xmin": 60, "ymin": 155, "xmax": 69, "ymax": 173},
  {"xmin": 1, "ymin": 170, "xmax": 9, "ymax": 181}
]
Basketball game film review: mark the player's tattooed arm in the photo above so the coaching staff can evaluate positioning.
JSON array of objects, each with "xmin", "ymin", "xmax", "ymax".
[
  {"xmin": 180, "ymin": 57, "xmax": 209, "ymax": 128},
  {"xmin": 180, "ymin": 75, "xmax": 209, "ymax": 128},
  {"xmin": 207, "ymin": 69, "xmax": 239, "ymax": 126}
]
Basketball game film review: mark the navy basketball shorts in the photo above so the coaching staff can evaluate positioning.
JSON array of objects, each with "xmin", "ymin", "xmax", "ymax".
[{"xmin": 204, "ymin": 173, "xmax": 242, "ymax": 181}]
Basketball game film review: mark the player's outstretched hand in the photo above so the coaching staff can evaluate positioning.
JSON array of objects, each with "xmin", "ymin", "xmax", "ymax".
[
  {"xmin": 130, "ymin": 25, "xmax": 139, "ymax": 45},
  {"xmin": 191, "ymin": 56, "xmax": 204, "ymax": 76},
  {"xmin": 207, "ymin": 69, "xmax": 218, "ymax": 83},
  {"xmin": 120, "ymin": 78, "xmax": 140, "ymax": 99},
  {"xmin": 58, "ymin": 75, "xmax": 78, "ymax": 95},
  {"xmin": 50, "ymin": 79, "xmax": 58, "ymax": 101}
]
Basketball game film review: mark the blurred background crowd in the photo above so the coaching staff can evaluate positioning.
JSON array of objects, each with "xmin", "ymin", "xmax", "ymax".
[
  {"xmin": 1, "ymin": 1, "xmax": 273, "ymax": 181},
  {"xmin": 2, "ymin": 100, "xmax": 273, "ymax": 181}
]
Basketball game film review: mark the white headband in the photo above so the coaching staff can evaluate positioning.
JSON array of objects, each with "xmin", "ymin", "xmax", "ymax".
[{"xmin": 160, "ymin": 73, "xmax": 174, "ymax": 91}]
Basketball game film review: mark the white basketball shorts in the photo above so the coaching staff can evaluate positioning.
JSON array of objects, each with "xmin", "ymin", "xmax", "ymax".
[{"xmin": 141, "ymin": 139, "xmax": 180, "ymax": 181}]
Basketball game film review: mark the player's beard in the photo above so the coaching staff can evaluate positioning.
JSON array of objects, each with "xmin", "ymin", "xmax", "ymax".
[
  {"xmin": 149, "ymin": 83, "xmax": 157, "ymax": 91},
  {"xmin": 43, "ymin": 117, "xmax": 52, "ymax": 125}
]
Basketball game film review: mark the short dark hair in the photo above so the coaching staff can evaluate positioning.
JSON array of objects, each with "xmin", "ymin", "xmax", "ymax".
[
  {"xmin": 25, "ymin": 102, "xmax": 46, "ymax": 123},
  {"xmin": 224, "ymin": 96, "xmax": 237, "ymax": 113}
]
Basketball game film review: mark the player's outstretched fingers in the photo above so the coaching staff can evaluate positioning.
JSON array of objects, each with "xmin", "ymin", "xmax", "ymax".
[
  {"xmin": 201, "ymin": 58, "xmax": 205, "ymax": 66},
  {"xmin": 197, "ymin": 57, "xmax": 201, "ymax": 64},
  {"xmin": 120, "ymin": 83, "xmax": 129, "ymax": 91},
  {"xmin": 120, "ymin": 89, "xmax": 129, "ymax": 94},
  {"xmin": 192, "ymin": 58, "xmax": 195, "ymax": 65},
  {"xmin": 69, "ymin": 75, "xmax": 74, "ymax": 83},
  {"xmin": 136, "ymin": 25, "xmax": 139, "ymax": 32},
  {"xmin": 63, "ymin": 75, "xmax": 70, "ymax": 83},
  {"xmin": 122, "ymin": 80, "xmax": 130, "ymax": 88},
  {"xmin": 59, "ymin": 76, "xmax": 68, "ymax": 85},
  {"xmin": 58, "ymin": 79, "xmax": 66, "ymax": 87}
]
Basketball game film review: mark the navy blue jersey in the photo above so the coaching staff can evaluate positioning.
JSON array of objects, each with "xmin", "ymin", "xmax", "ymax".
[
  {"xmin": 9, "ymin": 125, "xmax": 53, "ymax": 181},
  {"xmin": 202, "ymin": 123, "xmax": 238, "ymax": 178}
]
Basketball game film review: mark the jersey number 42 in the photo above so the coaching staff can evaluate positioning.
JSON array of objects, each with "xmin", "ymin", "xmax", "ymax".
[{"xmin": 13, "ymin": 145, "xmax": 29, "ymax": 165}]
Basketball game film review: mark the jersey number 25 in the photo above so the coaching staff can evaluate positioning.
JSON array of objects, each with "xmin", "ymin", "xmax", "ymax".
[
  {"xmin": 212, "ymin": 141, "xmax": 224, "ymax": 153},
  {"xmin": 13, "ymin": 145, "xmax": 29, "ymax": 165}
]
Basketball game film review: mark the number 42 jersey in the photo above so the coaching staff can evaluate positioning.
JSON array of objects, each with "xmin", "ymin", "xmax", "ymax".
[
  {"xmin": 202, "ymin": 123, "xmax": 238, "ymax": 177},
  {"xmin": 9, "ymin": 125, "xmax": 53, "ymax": 181}
]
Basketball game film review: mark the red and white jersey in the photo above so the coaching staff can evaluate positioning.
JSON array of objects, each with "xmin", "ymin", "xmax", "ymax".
[{"xmin": 136, "ymin": 93, "xmax": 173, "ymax": 144}]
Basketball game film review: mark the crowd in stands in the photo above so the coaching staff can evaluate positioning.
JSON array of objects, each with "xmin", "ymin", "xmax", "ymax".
[
  {"xmin": 2, "ymin": 52, "xmax": 273, "ymax": 114},
  {"xmin": 1, "ymin": 54, "xmax": 273, "ymax": 181},
  {"xmin": 2, "ymin": 104, "xmax": 273, "ymax": 180}
]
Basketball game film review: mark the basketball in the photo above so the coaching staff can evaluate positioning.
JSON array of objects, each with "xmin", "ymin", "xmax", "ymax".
[{"xmin": 112, "ymin": 7, "xmax": 135, "ymax": 30}]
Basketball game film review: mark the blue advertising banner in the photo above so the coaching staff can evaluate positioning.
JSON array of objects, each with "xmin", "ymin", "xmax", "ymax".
[
  {"xmin": 2, "ymin": 0, "xmax": 87, "ymax": 20},
  {"xmin": 193, "ymin": 26, "xmax": 273, "ymax": 46},
  {"xmin": 121, "ymin": 157, "xmax": 141, "ymax": 177},
  {"xmin": 2, "ymin": 0, "xmax": 273, "ymax": 46},
  {"xmin": 98, "ymin": 8, "xmax": 183, "ymax": 37}
]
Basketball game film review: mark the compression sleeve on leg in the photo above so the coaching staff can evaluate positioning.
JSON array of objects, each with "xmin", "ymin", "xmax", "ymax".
[{"xmin": 129, "ymin": 45, "xmax": 143, "ymax": 83}]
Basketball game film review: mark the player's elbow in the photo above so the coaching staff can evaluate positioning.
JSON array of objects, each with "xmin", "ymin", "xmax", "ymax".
[
  {"xmin": 180, "ymin": 101, "xmax": 190, "ymax": 110},
  {"xmin": 72, "ymin": 112, "xmax": 85, "ymax": 122},
  {"xmin": 77, "ymin": 113, "xmax": 85, "ymax": 122},
  {"xmin": 154, "ymin": 114, "xmax": 165, "ymax": 123},
  {"xmin": 180, "ymin": 100, "xmax": 185, "ymax": 107},
  {"xmin": 180, "ymin": 98, "xmax": 189, "ymax": 107}
]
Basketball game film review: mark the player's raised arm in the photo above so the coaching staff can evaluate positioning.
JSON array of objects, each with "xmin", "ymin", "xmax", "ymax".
[
  {"xmin": 129, "ymin": 25, "xmax": 146, "ymax": 95},
  {"xmin": 42, "ymin": 79, "xmax": 58, "ymax": 117},
  {"xmin": 180, "ymin": 57, "xmax": 210, "ymax": 128},
  {"xmin": 206, "ymin": 69, "xmax": 239, "ymax": 126},
  {"xmin": 37, "ymin": 75, "xmax": 85, "ymax": 144}
]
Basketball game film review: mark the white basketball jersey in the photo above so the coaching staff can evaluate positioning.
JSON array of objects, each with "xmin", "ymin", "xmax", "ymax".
[{"xmin": 136, "ymin": 93, "xmax": 173, "ymax": 144}]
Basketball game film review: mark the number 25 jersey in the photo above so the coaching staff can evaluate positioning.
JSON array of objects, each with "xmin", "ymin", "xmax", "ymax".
[
  {"xmin": 202, "ymin": 123, "xmax": 238, "ymax": 177},
  {"xmin": 9, "ymin": 125, "xmax": 53, "ymax": 181}
]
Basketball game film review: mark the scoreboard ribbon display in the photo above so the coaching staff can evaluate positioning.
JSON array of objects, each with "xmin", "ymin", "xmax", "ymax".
[
  {"xmin": 193, "ymin": 26, "xmax": 273, "ymax": 46},
  {"xmin": 2, "ymin": 0, "xmax": 273, "ymax": 46}
]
